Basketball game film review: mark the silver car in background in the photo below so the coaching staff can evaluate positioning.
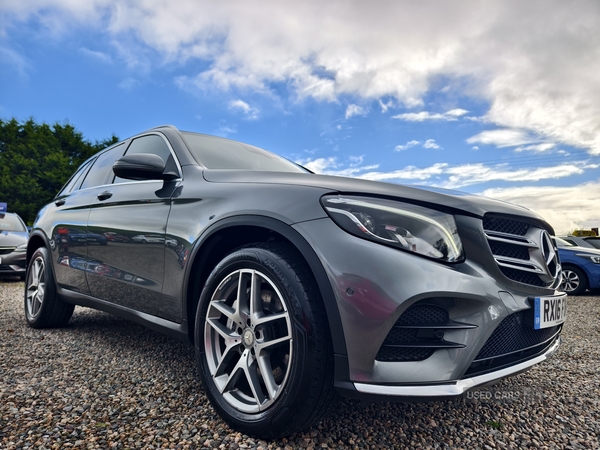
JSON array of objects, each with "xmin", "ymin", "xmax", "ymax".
[{"xmin": 0, "ymin": 212, "xmax": 28, "ymax": 279}]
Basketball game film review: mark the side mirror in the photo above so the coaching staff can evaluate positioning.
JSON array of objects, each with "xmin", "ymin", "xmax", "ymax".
[{"xmin": 113, "ymin": 153, "xmax": 178, "ymax": 181}]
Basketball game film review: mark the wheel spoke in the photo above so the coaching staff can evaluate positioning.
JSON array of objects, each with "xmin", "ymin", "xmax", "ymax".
[
  {"xmin": 205, "ymin": 312, "xmax": 243, "ymax": 380},
  {"xmin": 244, "ymin": 355, "xmax": 266, "ymax": 408},
  {"xmin": 256, "ymin": 333, "xmax": 291, "ymax": 353},
  {"xmin": 33, "ymin": 294, "xmax": 42, "ymax": 316},
  {"xmin": 217, "ymin": 350, "xmax": 266, "ymax": 407},
  {"xmin": 234, "ymin": 270, "xmax": 252, "ymax": 325},
  {"xmin": 249, "ymin": 271, "xmax": 261, "ymax": 318},
  {"xmin": 214, "ymin": 354, "xmax": 244, "ymax": 394},
  {"xmin": 253, "ymin": 311, "xmax": 288, "ymax": 327},
  {"xmin": 206, "ymin": 316, "xmax": 239, "ymax": 342},
  {"xmin": 213, "ymin": 343, "xmax": 242, "ymax": 380},
  {"xmin": 256, "ymin": 354, "xmax": 279, "ymax": 400},
  {"xmin": 32, "ymin": 259, "xmax": 41, "ymax": 286},
  {"xmin": 209, "ymin": 300, "xmax": 236, "ymax": 323}
]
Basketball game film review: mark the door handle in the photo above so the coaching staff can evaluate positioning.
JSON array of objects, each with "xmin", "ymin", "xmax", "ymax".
[
  {"xmin": 54, "ymin": 199, "xmax": 66, "ymax": 206},
  {"xmin": 97, "ymin": 191, "xmax": 113, "ymax": 201}
]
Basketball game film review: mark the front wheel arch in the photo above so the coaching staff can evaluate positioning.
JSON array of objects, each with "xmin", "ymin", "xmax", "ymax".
[{"xmin": 183, "ymin": 216, "xmax": 347, "ymax": 358}]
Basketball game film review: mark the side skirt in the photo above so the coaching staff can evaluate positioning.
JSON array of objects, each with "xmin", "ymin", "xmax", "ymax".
[{"xmin": 56, "ymin": 286, "xmax": 191, "ymax": 344}]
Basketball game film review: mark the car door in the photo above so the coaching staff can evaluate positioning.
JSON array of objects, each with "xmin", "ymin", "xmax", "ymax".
[
  {"xmin": 85, "ymin": 133, "xmax": 182, "ymax": 322},
  {"xmin": 46, "ymin": 143, "xmax": 127, "ymax": 294}
]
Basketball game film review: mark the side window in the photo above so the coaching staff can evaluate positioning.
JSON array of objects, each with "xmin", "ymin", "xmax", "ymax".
[
  {"xmin": 114, "ymin": 134, "xmax": 175, "ymax": 184},
  {"xmin": 58, "ymin": 158, "xmax": 95, "ymax": 196},
  {"xmin": 80, "ymin": 143, "xmax": 127, "ymax": 190}
]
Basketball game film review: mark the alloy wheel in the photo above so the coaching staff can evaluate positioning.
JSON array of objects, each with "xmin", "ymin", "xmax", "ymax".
[
  {"xmin": 26, "ymin": 256, "xmax": 46, "ymax": 320},
  {"xmin": 560, "ymin": 268, "xmax": 580, "ymax": 293},
  {"xmin": 204, "ymin": 268, "xmax": 293, "ymax": 413}
]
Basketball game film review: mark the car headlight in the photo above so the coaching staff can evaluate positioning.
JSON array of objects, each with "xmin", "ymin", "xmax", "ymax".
[
  {"xmin": 321, "ymin": 195, "xmax": 463, "ymax": 262},
  {"xmin": 577, "ymin": 253, "xmax": 600, "ymax": 264},
  {"xmin": 16, "ymin": 243, "xmax": 27, "ymax": 252}
]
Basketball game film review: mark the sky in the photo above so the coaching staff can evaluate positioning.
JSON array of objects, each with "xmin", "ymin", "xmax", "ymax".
[{"xmin": 1, "ymin": 0, "xmax": 599, "ymax": 234}]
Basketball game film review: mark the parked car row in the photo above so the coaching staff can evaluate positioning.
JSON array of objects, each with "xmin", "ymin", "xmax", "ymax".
[{"xmin": 557, "ymin": 235, "xmax": 600, "ymax": 250}]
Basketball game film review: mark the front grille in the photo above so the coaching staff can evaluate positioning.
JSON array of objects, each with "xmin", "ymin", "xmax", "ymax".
[
  {"xmin": 475, "ymin": 311, "xmax": 559, "ymax": 359},
  {"xmin": 375, "ymin": 304, "xmax": 475, "ymax": 362},
  {"xmin": 488, "ymin": 241, "xmax": 530, "ymax": 260},
  {"xmin": 483, "ymin": 214, "xmax": 559, "ymax": 288},
  {"xmin": 0, "ymin": 248, "xmax": 16, "ymax": 255},
  {"xmin": 466, "ymin": 310, "xmax": 561, "ymax": 376},
  {"xmin": 499, "ymin": 267, "xmax": 547, "ymax": 287},
  {"xmin": 483, "ymin": 216, "xmax": 530, "ymax": 235}
]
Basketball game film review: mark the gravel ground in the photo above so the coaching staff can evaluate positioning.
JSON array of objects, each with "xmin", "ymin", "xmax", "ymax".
[{"xmin": 1, "ymin": 278, "xmax": 599, "ymax": 449}]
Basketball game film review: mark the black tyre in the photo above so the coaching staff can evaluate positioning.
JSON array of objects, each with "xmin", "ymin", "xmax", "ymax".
[
  {"xmin": 195, "ymin": 243, "xmax": 336, "ymax": 439},
  {"xmin": 560, "ymin": 265, "xmax": 588, "ymax": 295},
  {"xmin": 24, "ymin": 247, "xmax": 75, "ymax": 328}
]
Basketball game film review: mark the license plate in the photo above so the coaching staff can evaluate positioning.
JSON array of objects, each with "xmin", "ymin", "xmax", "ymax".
[{"xmin": 533, "ymin": 294, "xmax": 567, "ymax": 329}]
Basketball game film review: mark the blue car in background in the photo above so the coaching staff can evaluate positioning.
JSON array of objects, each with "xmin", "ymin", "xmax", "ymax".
[{"xmin": 554, "ymin": 237, "xmax": 600, "ymax": 295}]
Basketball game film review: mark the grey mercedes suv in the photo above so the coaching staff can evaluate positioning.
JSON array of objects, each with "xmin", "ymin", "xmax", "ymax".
[{"xmin": 25, "ymin": 125, "xmax": 566, "ymax": 438}]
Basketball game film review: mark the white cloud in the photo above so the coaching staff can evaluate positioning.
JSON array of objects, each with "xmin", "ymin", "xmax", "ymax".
[
  {"xmin": 392, "ymin": 108, "xmax": 469, "ymax": 122},
  {"xmin": 395, "ymin": 140, "xmax": 421, "ymax": 151},
  {"xmin": 297, "ymin": 155, "xmax": 599, "ymax": 191},
  {"xmin": 395, "ymin": 139, "xmax": 441, "ymax": 151},
  {"xmin": 440, "ymin": 162, "xmax": 596, "ymax": 189},
  {"xmin": 359, "ymin": 163, "xmax": 448, "ymax": 181},
  {"xmin": 229, "ymin": 99, "xmax": 259, "ymax": 120},
  {"xmin": 297, "ymin": 156, "xmax": 378, "ymax": 176},
  {"xmin": 423, "ymin": 139, "xmax": 440, "ymax": 149},
  {"xmin": 345, "ymin": 104, "xmax": 368, "ymax": 119},
  {"xmin": 514, "ymin": 143, "xmax": 556, "ymax": 153},
  {"xmin": 79, "ymin": 47, "xmax": 112, "ymax": 64},
  {"xmin": 213, "ymin": 124, "xmax": 237, "ymax": 137},
  {"xmin": 466, "ymin": 129, "xmax": 535, "ymax": 148},
  {"xmin": 480, "ymin": 180, "xmax": 600, "ymax": 235},
  {"xmin": 0, "ymin": 45, "xmax": 30, "ymax": 79},
  {"xmin": 3, "ymin": 1, "xmax": 600, "ymax": 154},
  {"xmin": 379, "ymin": 99, "xmax": 393, "ymax": 113}
]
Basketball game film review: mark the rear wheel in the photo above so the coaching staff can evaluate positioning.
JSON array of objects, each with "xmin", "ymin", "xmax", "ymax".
[
  {"xmin": 560, "ymin": 266, "xmax": 587, "ymax": 295},
  {"xmin": 195, "ymin": 243, "xmax": 336, "ymax": 439},
  {"xmin": 24, "ymin": 247, "xmax": 74, "ymax": 328}
]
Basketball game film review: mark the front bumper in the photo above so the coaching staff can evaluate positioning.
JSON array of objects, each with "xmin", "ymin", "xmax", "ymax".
[
  {"xmin": 0, "ymin": 250, "xmax": 26, "ymax": 276},
  {"xmin": 293, "ymin": 216, "xmax": 563, "ymax": 394},
  {"xmin": 354, "ymin": 336, "xmax": 560, "ymax": 398}
]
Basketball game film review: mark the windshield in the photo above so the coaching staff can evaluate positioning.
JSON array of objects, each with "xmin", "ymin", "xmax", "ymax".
[
  {"xmin": 0, "ymin": 214, "xmax": 26, "ymax": 232},
  {"xmin": 553, "ymin": 237, "xmax": 575, "ymax": 247},
  {"xmin": 182, "ymin": 132, "xmax": 307, "ymax": 173}
]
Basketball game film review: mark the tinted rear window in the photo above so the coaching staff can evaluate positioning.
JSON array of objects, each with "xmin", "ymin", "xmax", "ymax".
[
  {"xmin": 585, "ymin": 238, "xmax": 600, "ymax": 249},
  {"xmin": 182, "ymin": 132, "xmax": 306, "ymax": 173}
]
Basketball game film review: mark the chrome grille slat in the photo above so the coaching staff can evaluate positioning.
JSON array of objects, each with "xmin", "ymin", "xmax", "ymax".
[{"xmin": 483, "ymin": 214, "xmax": 560, "ymax": 288}]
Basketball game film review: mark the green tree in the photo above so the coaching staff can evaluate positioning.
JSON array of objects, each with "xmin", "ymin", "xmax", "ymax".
[{"xmin": 0, "ymin": 118, "xmax": 118, "ymax": 224}]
